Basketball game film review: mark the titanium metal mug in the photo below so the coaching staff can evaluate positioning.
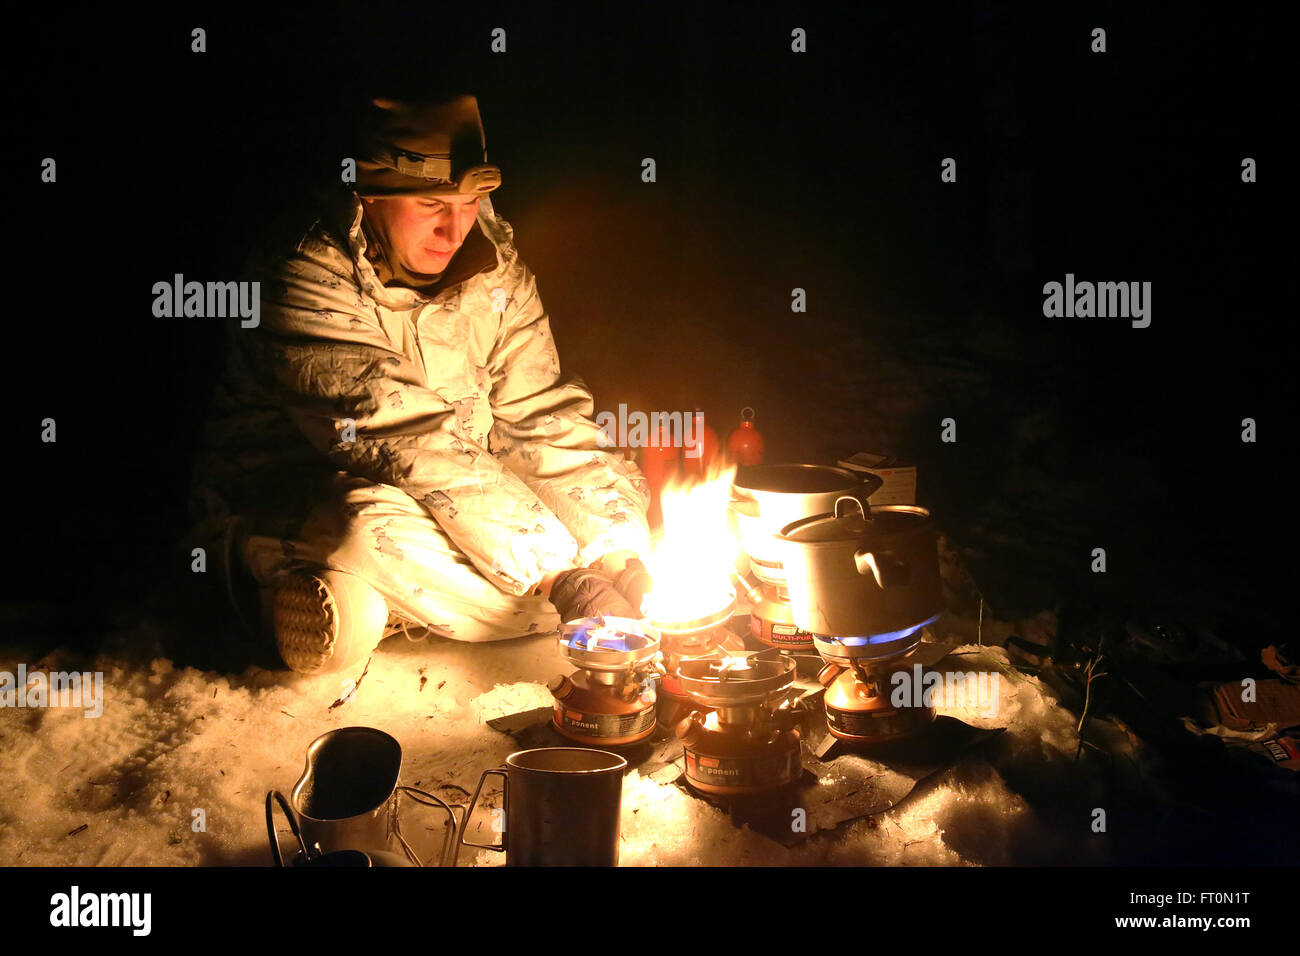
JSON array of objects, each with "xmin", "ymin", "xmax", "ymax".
[
  {"xmin": 457, "ymin": 747, "xmax": 627, "ymax": 866},
  {"xmin": 266, "ymin": 726, "xmax": 459, "ymax": 867}
]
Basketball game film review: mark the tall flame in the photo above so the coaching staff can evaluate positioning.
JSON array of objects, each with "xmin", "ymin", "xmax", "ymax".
[{"xmin": 642, "ymin": 463, "xmax": 740, "ymax": 624}]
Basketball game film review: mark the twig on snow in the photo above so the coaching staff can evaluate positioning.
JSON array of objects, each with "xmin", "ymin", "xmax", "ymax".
[{"xmin": 329, "ymin": 656, "xmax": 374, "ymax": 710}]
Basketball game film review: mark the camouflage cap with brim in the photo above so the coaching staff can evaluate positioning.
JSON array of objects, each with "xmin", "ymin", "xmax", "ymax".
[{"xmin": 355, "ymin": 95, "xmax": 502, "ymax": 199}]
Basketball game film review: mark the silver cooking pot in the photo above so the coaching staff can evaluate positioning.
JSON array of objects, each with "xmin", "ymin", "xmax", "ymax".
[
  {"xmin": 774, "ymin": 496, "xmax": 941, "ymax": 637},
  {"xmin": 729, "ymin": 465, "xmax": 881, "ymax": 584}
]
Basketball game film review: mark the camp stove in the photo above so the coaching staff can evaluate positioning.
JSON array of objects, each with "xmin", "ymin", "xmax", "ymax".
[
  {"xmin": 675, "ymin": 651, "xmax": 806, "ymax": 795},
  {"xmin": 549, "ymin": 617, "xmax": 665, "ymax": 747},
  {"xmin": 748, "ymin": 581, "xmax": 814, "ymax": 650},
  {"xmin": 647, "ymin": 593, "xmax": 746, "ymax": 724},
  {"xmin": 813, "ymin": 617, "xmax": 939, "ymax": 744}
]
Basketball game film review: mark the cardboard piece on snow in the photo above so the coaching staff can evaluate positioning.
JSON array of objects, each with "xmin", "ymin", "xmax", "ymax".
[
  {"xmin": 1210, "ymin": 679, "xmax": 1300, "ymax": 731},
  {"xmin": 838, "ymin": 452, "xmax": 918, "ymax": 506}
]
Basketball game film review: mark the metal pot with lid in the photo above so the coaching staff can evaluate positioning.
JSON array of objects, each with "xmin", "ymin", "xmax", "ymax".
[
  {"xmin": 775, "ymin": 496, "xmax": 941, "ymax": 638},
  {"xmin": 729, "ymin": 464, "xmax": 881, "ymax": 583}
]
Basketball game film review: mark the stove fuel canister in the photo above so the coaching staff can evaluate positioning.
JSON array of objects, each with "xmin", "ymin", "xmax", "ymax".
[{"xmin": 552, "ymin": 617, "xmax": 664, "ymax": 747}]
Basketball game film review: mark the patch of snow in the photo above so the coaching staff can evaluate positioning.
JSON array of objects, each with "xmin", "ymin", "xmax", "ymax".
[{"xmin": 0, "ymin": 632, "xmax": 1100, "ymax": 865}]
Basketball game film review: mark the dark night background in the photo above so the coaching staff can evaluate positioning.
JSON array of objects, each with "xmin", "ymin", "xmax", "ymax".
[{"xmin": 7, "ymin": 2, "xmax": 1291, "ymax": 647}]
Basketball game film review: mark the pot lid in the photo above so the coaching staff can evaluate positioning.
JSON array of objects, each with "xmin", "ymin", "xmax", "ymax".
[
  {"xmin": 780, "ymin": 498, "xmax": 930, "ymax": 543},
  {"xmin": 732, "ymin": 463, "xmax": 863, "ymax": 495}
]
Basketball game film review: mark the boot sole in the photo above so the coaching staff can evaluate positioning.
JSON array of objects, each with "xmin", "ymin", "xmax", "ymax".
[{"xmin": 273, "ymin": 573, "xmax": 338, "ymax": 674}]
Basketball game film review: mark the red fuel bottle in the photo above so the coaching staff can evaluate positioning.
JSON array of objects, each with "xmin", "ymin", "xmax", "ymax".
[{"xmin": 726, "ymin": 406, "xmax": 764, "ymax": 466}]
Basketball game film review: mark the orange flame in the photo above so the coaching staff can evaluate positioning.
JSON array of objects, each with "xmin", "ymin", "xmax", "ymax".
[{"xmin": 642, "ymin": 463, "xmax": 739, "ymax": 624}]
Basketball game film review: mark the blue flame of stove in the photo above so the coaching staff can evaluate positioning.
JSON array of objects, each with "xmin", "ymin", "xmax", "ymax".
[
  {"xmin": 565, "ymin": 623, "xmax": 652, "ymax": 653},
  {"xmin": 830, "ymin": 614, "xmax": 940, "ymax": 647}
]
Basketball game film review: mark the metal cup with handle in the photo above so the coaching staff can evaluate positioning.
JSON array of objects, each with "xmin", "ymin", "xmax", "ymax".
[
  {"xmin": 456, "ymin": 747, "xmax": 627, "ymax": 866},
  {"xmin": 266, "ymin": 726, "xmax": 459, "ymax": 867}
]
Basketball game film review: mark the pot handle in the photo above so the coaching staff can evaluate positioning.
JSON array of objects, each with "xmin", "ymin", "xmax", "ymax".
[
  {"xmin": 855, "ymin": 549, "xmax": 911, "ymax": 588},
  {"xmin": 855, "ymin": 470, "xmax": 885, "ymax": 501},
  {"xmin": 834, "ymin": 495, "xmax": 870, "ymax": 520},
  {"xmin": 265, "ymin": 789, "xmax": 313, "ymax": 867},
  {"xmin": 394, "ymin": 786, "xmax": 461, "ymax": 868},
  {"xmin": 454, "ymin": 768, "xmax": 507, "ymax": 865}
]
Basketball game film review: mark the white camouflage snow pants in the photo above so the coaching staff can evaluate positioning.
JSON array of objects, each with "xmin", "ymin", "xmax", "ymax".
[{"xmin": 237, "ymin": 474, "xmax": 561, "ymax": 642}]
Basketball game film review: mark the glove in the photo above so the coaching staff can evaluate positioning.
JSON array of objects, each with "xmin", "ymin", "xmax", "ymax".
[
  {"xmin": 613, "ymin": 558, "xmax": 653, "ymax": 617},
  {"xmin": 548, "ymin": 567, "xmax": 640, "ymax": 623}
]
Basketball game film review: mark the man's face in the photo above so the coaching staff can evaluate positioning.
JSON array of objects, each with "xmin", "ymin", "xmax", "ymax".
[{"xmin": 363, "ymin": 194, "xmax": 481, "ymax": 275}]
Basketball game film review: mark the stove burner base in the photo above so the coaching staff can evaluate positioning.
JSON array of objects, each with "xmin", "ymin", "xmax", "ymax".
[
  {"xmin": 820, "ymin": 665, "xmax": 937, "ymax": 744},
  {"xmin": 749, "ymin": 584, "xmax": 815, "ymax": 650},
  {"xmin": 679, "ymin": 725, "xmax": 803, "ymax": 796},
  {"xmin": 549, "ymin": 674, "xmax": 657, "ymax": 747},
  {"xmin": 824, "ymin": 703, "xmax": 936, "ymax": 743}
]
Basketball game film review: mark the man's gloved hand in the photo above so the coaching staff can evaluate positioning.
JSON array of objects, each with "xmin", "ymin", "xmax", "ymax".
[
  {"xmin": 612, "ymin": 558, "xmax": 653, "ymax": 617},
  {"xmin": 548, "ymin": 566, "xmax": 639, "ymax": 623}
]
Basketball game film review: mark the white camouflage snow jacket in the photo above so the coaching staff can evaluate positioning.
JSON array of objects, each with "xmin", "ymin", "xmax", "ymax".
[{"xmin": 193, "ymin": 190, "xmax": 650, "ymax": 596}]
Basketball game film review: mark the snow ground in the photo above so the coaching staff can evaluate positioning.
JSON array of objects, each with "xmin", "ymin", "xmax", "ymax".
[{"xmin": 0, "ymin": 616, "xmax": 1110, "ymax": 867}]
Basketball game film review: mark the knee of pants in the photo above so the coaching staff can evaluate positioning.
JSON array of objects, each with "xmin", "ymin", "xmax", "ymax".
[{"xmin": 294, "ymin": 478, "xmax": 563, "ymax": 642}]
